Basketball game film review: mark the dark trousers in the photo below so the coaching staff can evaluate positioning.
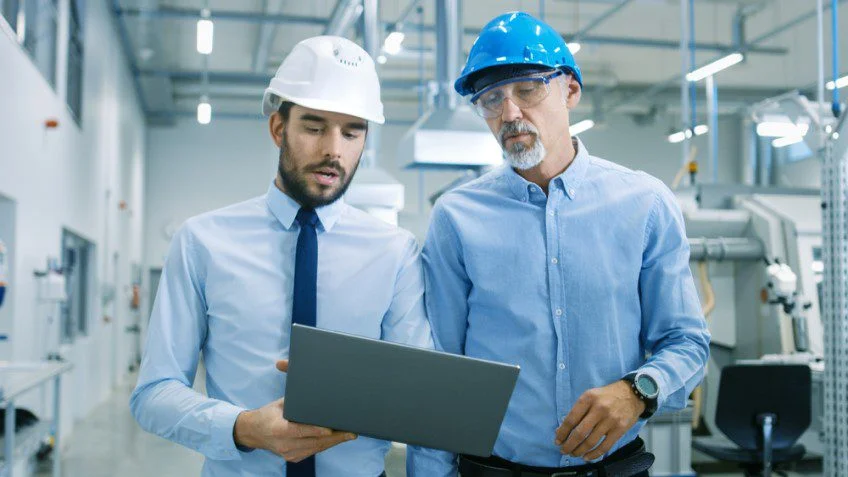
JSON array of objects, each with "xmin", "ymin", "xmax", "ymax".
[{"xmin": 459, "ymin": 437, "xmax": 652, "ymax": 477}]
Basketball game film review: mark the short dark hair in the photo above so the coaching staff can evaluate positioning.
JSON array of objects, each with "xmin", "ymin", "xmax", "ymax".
[
  {"xmin": 277, "ymin": 101, "xmax": 295, "ymax": 122},
  {"xmin": 470, "ymin": 65, "xmax": 557, "ymax": 94}
]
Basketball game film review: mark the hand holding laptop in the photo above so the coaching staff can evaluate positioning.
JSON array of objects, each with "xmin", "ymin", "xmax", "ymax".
[
  {"xmin": 283, "ymin": 325, "xmax": 520, "ymax": 456},
  {"xmin": 231, "ymin": 360, "xmax": 357, "ymax": 462}
]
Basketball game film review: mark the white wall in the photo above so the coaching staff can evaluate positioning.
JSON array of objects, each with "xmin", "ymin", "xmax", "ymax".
[
  {"xmin": 144, "ymin": 118, "xmax": 278, "ymax": 266},
  {"xmin": 0, "ymin": 0, "xmax": 146, "ymax": 440}
]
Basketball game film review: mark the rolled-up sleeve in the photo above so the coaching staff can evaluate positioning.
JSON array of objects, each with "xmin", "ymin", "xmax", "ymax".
[
  {"xmin": 129, "ymin": 224, "xmax": 246, "ymax": 461},
  {"xmin": 638, "ymin": 185, "xmax": 711, "ymax": 414}
]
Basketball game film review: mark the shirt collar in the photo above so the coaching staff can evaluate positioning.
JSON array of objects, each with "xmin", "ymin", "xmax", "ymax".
[
  {"xmin": 504, "ymin": 136, "xmax": 591, "ymax": 202},
  {"xmin": 265, "ymin": 181, "xmax": 345, "ymax": 232}
]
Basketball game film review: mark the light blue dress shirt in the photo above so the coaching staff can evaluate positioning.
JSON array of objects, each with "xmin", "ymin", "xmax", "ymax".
[
  {"xmin": 130, "ymin": 182, "xmax": 437, "ymax": 477},
  {"xmin": 415, "ymin": 138, "xmax": 710, "ymax": 474}
]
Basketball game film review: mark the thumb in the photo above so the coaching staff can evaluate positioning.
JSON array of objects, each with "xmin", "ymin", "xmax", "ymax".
[{"xmin": 276, "ymin": 359, "xmax": 289, "ymax": 373}]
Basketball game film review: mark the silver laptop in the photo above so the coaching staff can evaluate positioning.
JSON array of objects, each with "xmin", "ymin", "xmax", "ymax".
[{"xmin": 283, "ymin": 324, "xmax": 520, "ymax": 457}]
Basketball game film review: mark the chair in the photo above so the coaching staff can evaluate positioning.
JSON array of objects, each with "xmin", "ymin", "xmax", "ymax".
[{"xmin": 692, "ymin": 363, "xmax": 811, "ymax": 477}]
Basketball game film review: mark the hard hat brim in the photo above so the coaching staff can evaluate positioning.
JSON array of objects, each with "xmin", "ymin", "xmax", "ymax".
[{"xmin": 262, "ymin": 89, "xmax": 385, "ymax": 125}]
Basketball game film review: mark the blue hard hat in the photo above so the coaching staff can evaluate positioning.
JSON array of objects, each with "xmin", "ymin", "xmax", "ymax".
[{"xmin": 454, "ymin": 11, "xmax": 583, "ymax": 96}]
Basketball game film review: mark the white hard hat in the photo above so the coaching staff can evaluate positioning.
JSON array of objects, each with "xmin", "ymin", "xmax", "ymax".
[{"xmin": 262, "ymin": 35, "xmax": 385, "ymax": 124}]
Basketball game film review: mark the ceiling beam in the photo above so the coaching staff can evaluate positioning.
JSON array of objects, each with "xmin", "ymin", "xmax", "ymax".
[
  {"xmin": 140, "ymin": 68, "xmax": 423, "ymax": 90},
  {"xmin": 116, "ymin": 6, "xmax": 787, "ymax": 55},
  {"xmin": 116, "ymin": 6, "xmax": 327, "ymax": 26},
  {"xmin": 324, "ymin": 0, "xmax": 364, "ymax": 36},
  {"xmin": 571, "ymin": 0, "xmax": 635, "ymax": 41},
  {"xmin": 601, "ymin": 0, "xmax": 848, "ymax": 117},
  {"xmin": 146, "ymin": 110, "xmax": 417, "ymax": 126},
  {"xmin": 252, "ymin": 0, "xmax": 286, "ymax": 73}
]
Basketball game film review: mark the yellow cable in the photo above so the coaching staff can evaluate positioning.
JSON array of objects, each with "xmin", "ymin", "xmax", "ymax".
[{"xmin": 670, "ymin": 145, "xmax": 698, "ymax": 190}]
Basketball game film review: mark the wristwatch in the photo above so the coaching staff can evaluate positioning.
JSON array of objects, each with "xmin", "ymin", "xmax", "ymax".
[{"xmin": 622, "ymin": 371, "xmax": 659, "ymax": 419}]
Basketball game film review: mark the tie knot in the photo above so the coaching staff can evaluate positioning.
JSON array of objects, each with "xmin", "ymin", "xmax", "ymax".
[{"xmin": 295, "ymin": 207, "xmax": 320, "ymax": 228}]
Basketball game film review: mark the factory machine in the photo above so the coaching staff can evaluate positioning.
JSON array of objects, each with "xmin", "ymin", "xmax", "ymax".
[{"xmin": 677, "ymin": 184, "xmax": 826, "ymax": 457}]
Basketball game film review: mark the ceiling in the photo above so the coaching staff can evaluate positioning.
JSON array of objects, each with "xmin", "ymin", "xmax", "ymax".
[{"xmin": 112, "ymin": 0, "xmax": 848, "ymax": 126}]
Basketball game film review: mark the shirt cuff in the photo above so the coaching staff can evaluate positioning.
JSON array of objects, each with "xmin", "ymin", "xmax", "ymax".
[
  {"xmin": 211, "ymin": 401, "xmax": 250, "ymax": 460},
  {"xmin": 637, "ymin": 366, "xmax": 669, "ymax": 414}
]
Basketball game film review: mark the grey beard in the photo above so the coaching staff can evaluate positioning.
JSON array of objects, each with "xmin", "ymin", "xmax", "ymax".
[{"xmin": 504, "ymin": 140, "xmax": 546, "ymax": 170}]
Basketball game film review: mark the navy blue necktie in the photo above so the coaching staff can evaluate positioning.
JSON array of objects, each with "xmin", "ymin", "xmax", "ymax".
[{"xmin": 288, "ymin": 207, "xmax": 319, "ymax": 477}]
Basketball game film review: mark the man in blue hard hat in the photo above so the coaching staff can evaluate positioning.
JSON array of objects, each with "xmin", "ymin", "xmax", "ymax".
[{"xmin": 417, "ymin": 11, "xmax": 710, "ymax": 477}]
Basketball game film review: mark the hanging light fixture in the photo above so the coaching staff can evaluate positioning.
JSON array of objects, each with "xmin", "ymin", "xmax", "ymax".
[
  {"xmin": 197, "ymin": 95, "xmax": 211, "ymax": 125},
  {"xmin": 197, "ymin": 9, "xmax": 214, "ymax": 55}
]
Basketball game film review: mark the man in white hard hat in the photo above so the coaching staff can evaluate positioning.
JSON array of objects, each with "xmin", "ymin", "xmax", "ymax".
[{"xmin": 131, "ymin": 36, "xmax": 436, "ymax": 477}]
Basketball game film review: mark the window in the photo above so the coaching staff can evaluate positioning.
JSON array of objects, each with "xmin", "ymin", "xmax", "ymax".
[
  {"xmin": 61, "ymin": 229, "xmax": 94, "ymax": 342},
  {"xmin": 2, "ymin": 0, "xmax": 59, "ymax": 89},
  {"xmin": 66, "ymin": 0, "xmax": 84, "ymax": 122},
  {"xmin": 3, "ymin": 0, "xmax": 85, "ymax": 120},
  {"xmin": 1, "ymin": 0, "xmax": 20, "ymax": 32},
  {"xmin": 23, "ymin": 0, "xmax": 59, "ymax": 88}
]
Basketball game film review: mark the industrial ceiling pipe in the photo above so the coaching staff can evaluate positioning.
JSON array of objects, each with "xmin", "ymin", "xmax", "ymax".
[
  {"xmin": 435, "ymin": 0, "xmax": 461, "ymax": 110},
  {"xmin": 362, "ymin": 0, "xmax": 380, "ymax": 169},
  {"xmin": 688, "ymin": 238, "xmax": 765, "ymax": 262}
]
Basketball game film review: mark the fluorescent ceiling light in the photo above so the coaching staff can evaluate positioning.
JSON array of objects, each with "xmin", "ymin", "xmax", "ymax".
[
  {"xmin": 756, "ymin": 122, "xmax": 809, "ymax": 138},
  {"xmin": 197, "ymin": 98, "xmax": 211, "ymax": 125},
  {"xmin": 772, "ymin": 136, "xmax": 803, "ymax": 148},
  {"xmin": 383, "ymin": 31, "xmax": 405, "ymax": 55},
  {"xmin": 826, "ymin": 75, "xmax": 848, "ymax": 90},
  {"xmin": 568, "ymin": 43, "xmax": 581, "ymax": 55},
  {"xmin": 686, "ymin": 53, "xmax": 743, "ymax": 82},
  {"xmin": 668, "ymin": 130, "xmax": 688, "ymax": 143},
  {"xmin": 571, "ymin": 119, "xmax": 594, "ymax": 135},
  {"xmin": 197, "ymin": 19, "xmax": 214, "ymax": 55},
  {"xmin": 667, "ymin": 125, "xmax": 707, "ymax": 143}
]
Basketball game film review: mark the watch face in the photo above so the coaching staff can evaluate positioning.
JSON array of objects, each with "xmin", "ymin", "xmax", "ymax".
[{"xmin": 636, "ymin": 374, "xmax": 659, "ymax": 398}]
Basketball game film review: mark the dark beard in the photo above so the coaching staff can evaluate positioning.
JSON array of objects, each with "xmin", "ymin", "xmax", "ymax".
[{"xmin": 277, "ymin": 130, "xmax": 360, "ymax": 209}]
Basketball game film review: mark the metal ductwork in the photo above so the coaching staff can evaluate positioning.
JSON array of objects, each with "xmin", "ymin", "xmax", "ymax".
[
  {"xmin": 252, "ymin": 0, "xmax": 286, "ymax": 73},
  {"xmin": 122, "ymin": 0, "xmax": 178, "ymax": 125},
  {"xmin": 324, "ymin": 0, "xmax": 364, "ymax": 37},
  {"xmin": 398, "ymin": 0, "xmax": 502, "ymax": 169},
  {"xmin": 343, "ymin": 0, "xmax": 405, "ymax": 225},
  {"xmin": 688, "ymin": 237, "xmax": 765, "ymax": 262}
]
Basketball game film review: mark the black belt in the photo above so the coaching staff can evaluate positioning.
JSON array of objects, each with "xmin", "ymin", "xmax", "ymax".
[{"xmin": 459, "ymin": 437, "xmax": 654, "ymax": 477}]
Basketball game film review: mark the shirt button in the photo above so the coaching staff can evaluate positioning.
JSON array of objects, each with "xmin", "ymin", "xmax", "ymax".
[
  {"xmin": 551, "ymin": 258, "xmax": 558, "ymax": 264},
  {"xmin": 556, "ymin": 308, "xmax": 563, "ymax": 316},
  {"xmin": 559, "ymin": 363, "xmax": 566, "ymax": 370},
  {"xmin": 548, "ymin": 210, "xmax": 555, "ymax": 216},
  {"xmin": 521, "ymin": 197, "xmax": 527, "ymax": 202},
  {"xmin": 569, "ymin": 189, "xmax": 576, "ymax": 196}
]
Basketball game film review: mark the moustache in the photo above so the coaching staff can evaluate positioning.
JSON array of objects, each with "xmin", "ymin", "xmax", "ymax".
[
  {"xmin": 499, "ymin": 121, "xmax": 539, "ymax": 146},
  {"xmin": 308, "ymin": 160, "xmax": 345, "ymax": 177}
]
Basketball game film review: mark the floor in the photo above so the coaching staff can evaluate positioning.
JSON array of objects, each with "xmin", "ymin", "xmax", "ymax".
[
  {"xmin": 32, "ymin": 377, "xmax": 821, "ymax": 477},
  {"xmin": 32, "ymin": 375, "xmax": 406, "ymax": 477},
  {"xmin": 34, "ymin": 377, "xmax": 204, "ymax": 477}
]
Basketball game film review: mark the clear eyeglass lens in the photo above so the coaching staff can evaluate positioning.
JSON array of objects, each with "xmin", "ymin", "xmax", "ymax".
[{"xmin": 473, "ymin": 77, "xmax": 552, "ymax": 118}]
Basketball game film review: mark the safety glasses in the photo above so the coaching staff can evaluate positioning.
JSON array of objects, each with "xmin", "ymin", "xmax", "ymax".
[{"xmin": 470, "ymin": 70, "xmax": 566, "ymax": 119}]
